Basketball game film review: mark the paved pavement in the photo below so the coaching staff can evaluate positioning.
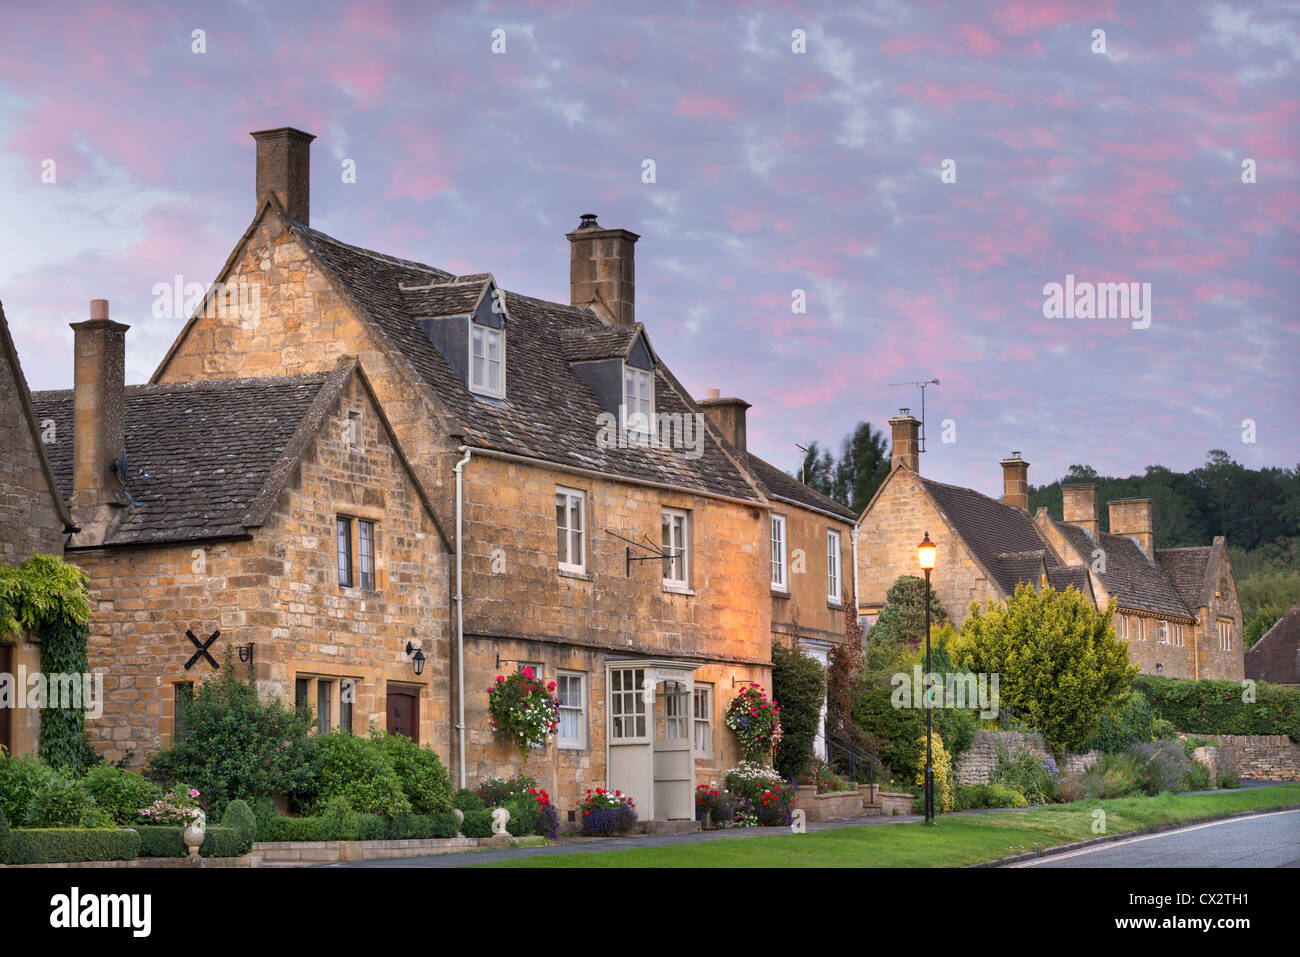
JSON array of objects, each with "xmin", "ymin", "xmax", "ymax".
[{"xmin": 1009, "ymin": 807, "xmax": 1300, "ymax": 868}]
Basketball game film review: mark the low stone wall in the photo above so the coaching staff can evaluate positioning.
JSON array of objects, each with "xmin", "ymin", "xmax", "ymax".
[
  {"xmin": 251, "ymin": 835, "xmax": 510, "ymax": 864},
  {"xmin": 878, "ymin": 792, "xmax": 915, "ymax": 816},
  {"xmin": 1192, "ymin": 745, "xmax": 1237, "ymax": 783},
  {"xmin": 1186, "ymin": 734, "xmax": 1300, "ymax": 782},
  {"xmin": 955, "ymin": 731, "xmax": 1102, "ymax": 785},
  {"xmin": 795, "ymin": 785, "xmax": 863, "ymax": 821}
]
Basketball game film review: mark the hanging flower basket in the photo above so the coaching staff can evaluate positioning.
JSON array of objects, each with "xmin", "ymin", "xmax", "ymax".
[
  {"xmin": 724, "ymin": 684, "xmax": 783, "ymax": 762},
  {"xmin": 487, "ymin": 668, "xmax": 560, "ymax": 761}
]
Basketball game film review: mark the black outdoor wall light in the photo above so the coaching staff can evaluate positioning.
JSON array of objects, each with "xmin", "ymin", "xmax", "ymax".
[{"xmin": 405, "ymin": 641, "xmax": 426, "ymax": 676}]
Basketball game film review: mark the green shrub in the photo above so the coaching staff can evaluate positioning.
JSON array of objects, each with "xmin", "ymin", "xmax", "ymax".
[
  {"xmin": 147, "ymin": 657, "xmax": 317, "ymax": 815},
  {"xmin": 199, "ymin": 826, "xmax": 244, "ymax": 858},
  {"xmin": 310, "ymin": 732, "xmax": 411, "ymax": 816},
  {"xmin": 357, "ymin": 813, "xmax": 388, "ymax": 841},
  {"xmin": 385, "ymin": 813, "xmax": 436, "ymax": 840},
  {"xmin": 1135, "ymin": 675, "xmax": 1300, "ymax": 743},
  {"xmin": 504, "ymin": 797, "xmax": 540, "ymax": 837},
  {"xmin": 319, "ymin": 796, "xmax": 360, "ymax": 840},
  {"xmin": 5, "ymin": 827, "xmax": 140, "ymax": 864},
  {"xmin": 1055, "ymin": 776, "xmax": 1085, "ymax": 803},
  {"xmin": 952, "ymin": 585, "xmax": 1136, "ymax": 751},
  {"xmin": 249, "ymin": 795, "xmax": 277, "ymax": 839},
  {"xmin": 1183, "ymin": 761, "xmax": 1212, "ymax": 791},
  {"xmin": 990, "ymin": 742, "xmax": 1056, "ymax": 805},
  {"xmin": 453, "ymin": 788, "xmax": 483, "ymax": 813},
  {"xmin": 370, "ymin": 730, "xmax": 453, "ymax": 814},
  {"xmin": 1083, "ymin": 753, "xmax": 1145, "ymax": 799},
  {"xmin": 913, "ymin": 733, "xmax": 955, "ymax": 813},
  {"xmin": 82, "ymin": 765, "xmax": 162, "ymax": 825},
  {"xmin": 258, "ymin": 816, "xmax": 332, "ymax": 843},
  {"xmin": 460, "ymin": 808, "xmax": 492, "ymax": 838},
  {"xmin": 0, "ymin": 807, "xmax": 9, "ymax": 861},
  {"xmin": 1130, "ymin": 739, "xmax": 1191, "ymax": 795},
  {"xmin": 23, "ymin": 773, "xmax": 108, "ymax": 828},
  {"xmin": 771, "ymin": 641, "xmax": 827, "ymax": 779},
  {"xmin": 1085, "ymin": 690, "xmax": 1156, "ymax": 753},
  {"xmin": 133, "ymin": 825, "xmax": 188, "ymax": 858},
  {"xmin": 955, "ymin": 784, "xmax": 1027, "ymax": 810},
  {"xmin": 0, "ymin": 754, "xmax": 60, "ymax": 824},
  {"xmin": 220, "ymin": 799, "xmax": 257, "ymax": 853},
  {"xmin": 476, "ymin": 774, "xmax": 538, "ymax": 808},
  {"xmin": 431, "ymin": 811, "xmax": 460, "ymax": 839},
  {"xmin": 1219, "ymin": 772, "xmax": 1242, "ymax": 789},
  {"xmin": 853, "ymin": 678, "xmax": 924, "ymax": 777}
]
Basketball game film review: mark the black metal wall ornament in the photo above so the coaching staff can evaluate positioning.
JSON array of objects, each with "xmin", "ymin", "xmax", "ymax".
[
  {"xmin": 237, "ymin": 642, "xmax": 254, "ymax": 665},
  {"xmin": 184, "ymin": 629, "xmax": 221, "ymax": 671},
  {"xmin": 604, "ymin": 528, "xmax": 676, "ymax": 577}
]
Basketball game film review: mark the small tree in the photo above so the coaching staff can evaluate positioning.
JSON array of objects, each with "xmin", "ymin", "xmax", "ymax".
[
  {"xmin": 870, "ymin": 574, "xmax": 947, "ymax": 646},
  {"xmin": 771, "ymin": 641, "xmax": 826, "ymax": 779},
  {"xmin": 951, "ymin": 584, "xmax": 1137, "ymax": 752},
  {"xmin": 147, "ymin": 653, "xmax": 317, "ymax": 815}
]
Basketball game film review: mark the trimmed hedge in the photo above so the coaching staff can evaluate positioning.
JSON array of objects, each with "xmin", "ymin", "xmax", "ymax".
[
  {"xmin": 4, "ymin": 827, "xmax": 140, "ymax": 864},
  {"xmin": 221, "ymin": 800, "xmax": 257, "ymax": 854},
  {"xmin": 1135, "ymin": 676, "xmax": 1300, "ymax": 742},
  {"xmin": 460, "ymin": 808, "xmax": 493, "ymax": 838},
  {"xmin": 133, "ymin": 825, "xmax": 245, "ymax": 858},
  {"xmin": 431, "ymin": 811, "xmax": 460, "ymax": 839}
]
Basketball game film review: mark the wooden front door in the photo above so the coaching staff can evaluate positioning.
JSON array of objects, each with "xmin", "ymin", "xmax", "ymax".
[
  {"xmin": 0, "ymin": 644, "xmax": 12, "ymax": 756},
  {"xmin": 386, "ymin": 686, "xmax": 419, "ymax": 744}
]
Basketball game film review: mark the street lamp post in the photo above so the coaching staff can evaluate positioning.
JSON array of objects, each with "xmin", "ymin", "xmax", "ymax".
[{"xmin": 917, "ymin": 531, "xmax": 937, "ymax": 826}]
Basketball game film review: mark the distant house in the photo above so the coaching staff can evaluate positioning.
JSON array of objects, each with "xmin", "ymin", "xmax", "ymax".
[
  {"xmin": 1245, "ymin": 606, "xmax": 1300, "ymax": 687},
  {"xmin": 0, "ymin": 303, "xmax": 77, "ymax": 757},
  {"xmin": 856, "ymin": 410, "xmax": 1244, "ymax": 681}
]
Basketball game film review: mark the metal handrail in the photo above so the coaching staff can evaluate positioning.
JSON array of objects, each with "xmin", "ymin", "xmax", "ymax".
[{"xmin": 824, "ymin": 728, "xmax": 883, "ymax": 787}]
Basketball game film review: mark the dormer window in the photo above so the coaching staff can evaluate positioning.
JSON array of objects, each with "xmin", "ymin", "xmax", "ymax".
[
  {"xmin": 470, "ymin": 323, "xmax": 504, "ymax": 397},
  {"xmin": 623, "ymin": 364, "xmax": 653, "ymax": 434}
]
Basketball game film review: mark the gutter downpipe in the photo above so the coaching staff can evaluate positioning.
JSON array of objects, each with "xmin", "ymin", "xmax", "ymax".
[
  {"xmin": 851, "ymin": 525, "xmax": 861, "ymax": 623},
  {"xmin": 454, "ymin": 446, "xmax": 472, "ymax": 789}
]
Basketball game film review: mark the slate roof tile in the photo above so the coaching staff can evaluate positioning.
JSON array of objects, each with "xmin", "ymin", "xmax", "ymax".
[
  {"xmin": 745, "ymin": 454, "xmax": 857, "ymax": 522},
  {"xmin": 1245, "ymin": 605, "xmax": 1300, "ymax": 685}
]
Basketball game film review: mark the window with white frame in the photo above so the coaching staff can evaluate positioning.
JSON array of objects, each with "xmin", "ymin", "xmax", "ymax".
[
  {"xmin": 557, "ymin": 671, "xmax": 586, "ymax": 749},
  {"xmin": 660, "ymin": 681, "xmax": 688, "ymax": 740},
  {"xmin": 623, "ymin": 365, "xmax": 654, "ymax": 435},
  {"xmin": 662, "ymin": 508, "xmax": 690, "ymax": 587},
  {"xmin": 1117, "ymin": 614, "xmax": 1128, "ymax": 640},
  {"xmin": 827, "ymin": 529, "xmax": 841, "ymax": 602},
  {"xmin": 555, "ymin": 488, "xmax": 586, "ymax": 573},
  {"xmin": 693, "ymin": 684, "xmax": 713, "ymax": 758},
  {"xmin": 770, "ymin": 514, "xmax": 787, "ymax": 591},
  {"xmin": 469, "ymin": 324, "xmax": 505, "ymax": 397},
  {"xmin": 1157, "ymin": 620, "xmax": 1169, "ymax": 645},
  {"xmin": 1172, "ymin": 623, "xmax": 1184, "ymax": 647},
  {"xmin": 609, "ymin": 668, "xmax": 647, "ymax": 739},
  {"xmin": 517, "ymin": 662, "xmax": 544, "ymax": 682},
  {"xmin": 1217, "ymin": 619, "xmax": 1232, "ymax": 651}
]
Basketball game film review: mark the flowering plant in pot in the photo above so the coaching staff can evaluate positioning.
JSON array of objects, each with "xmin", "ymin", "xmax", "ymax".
[
  {"xmin": 136, "ymin": 787, "xmax": 202, "ymax": 826},
  {"xmin": 724, "ymin": 762, "xmax": 795, "ymax": 827},
  {"xmin": 724, "ymin": 684, "xmax": 783, "ymax": 762},
  {"xmin": 577, "ymin": 787, "xmax": 637, "ymax": 836},
  {"xmin": 487, "ymin": 668, "xmax": 560, "ymax": 761}
]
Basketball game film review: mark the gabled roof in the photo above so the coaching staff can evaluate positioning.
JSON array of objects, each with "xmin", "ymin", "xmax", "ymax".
[
  {"xmin": 919, "ymin": 476, "xmax": 1058, "ymax": 595},
  {"xmin": 1046, "ymin": 564, "xmax": 1095, "ymax": 602},
  {"xmin": 0, "ymin": 301, "xmax": 75, "ymax": 531},
  {"xmin": 282, "ymin": 220, "xmax": 761, "ymax": 503},
  {"xmin": 561, "ymin": 324, "xmax": 652, "ymax": 363},
  {"xmin": 402, "ymin": 278, "xmax": 495, "ymax": 319},
  {"xmin": 1053, "ymin": 520, "xmax": 1193, "ymax": 620},
  {"xmin": 1157, "ymin": 542, "xmax": 1220, "ymax": 610},
  {"xmin": 1246, "ymin": 605, "xmax": 1300, "ymax": 685},
  {"xmin": 31, "ymin": 360, "xmax": 444, "ymax": 549},
  {"xmin": 746, "ymin": 454, "xmax": 856, "ymax": 522}
]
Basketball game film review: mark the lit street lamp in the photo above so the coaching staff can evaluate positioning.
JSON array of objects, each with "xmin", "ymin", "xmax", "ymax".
[{"xmin": 917, "ymin": 531, "xmax": 937, "ymax": 826}]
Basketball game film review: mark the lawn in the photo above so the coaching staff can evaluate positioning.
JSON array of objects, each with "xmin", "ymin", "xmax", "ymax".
[{"xmin": 476, "ymin": 784, "xmax": 1300, "ymax": 868}]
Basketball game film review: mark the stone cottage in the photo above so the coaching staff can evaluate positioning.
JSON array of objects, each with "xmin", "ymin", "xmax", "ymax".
[
  {"xmin": 0, "ymin": 303, "xmax": 77, "ymax": 757},
  {"xmin": 32, "ymin": 304, "xmax": 449, "ymax": 763},
  {"xmin": 120, "ymin": 126, "xmax": 849, "ymax": 820},
  {"xmin": 856, "ymin": 410, "xmax": 1243, "ymax": 681}
]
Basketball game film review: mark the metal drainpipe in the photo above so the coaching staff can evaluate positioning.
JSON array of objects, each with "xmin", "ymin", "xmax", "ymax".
[
  {"xmin": 454, "ymin": 446, "xmax": 472, "ymax": 789},
  {"xmin": 851, "ymin": 525, "xmax": 861, "ymax": 622}
]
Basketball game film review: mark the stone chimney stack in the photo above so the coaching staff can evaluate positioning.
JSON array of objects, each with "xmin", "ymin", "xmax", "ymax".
[
  {"xmin": 1000, "ymin": 452, "xmax": 1030, "ymax": 511},
  {"xmin": 888, "ymin": 410, "xmax": 920, "ymax": 472},
  {"xmin": 70, "ymin": 300, "xmax": 129, "ymax": 543},
  {"xmin": 1109, "ymin": 497, "xmax": 1154, "ymax": 556},
  {"xmin": 251, "ymin": 127, "xmax": 315, "ymax": 225},
  {"xmin": 1061, "ymin": 483, "xmax": 1100, "ymax": 539},
  {"xmin": 698, "ymin": 388, "xmax": 750, "ymax": 453},
  {"xmin": 566, "ymin": 213, "xmax": 639, "ymax": 325}
]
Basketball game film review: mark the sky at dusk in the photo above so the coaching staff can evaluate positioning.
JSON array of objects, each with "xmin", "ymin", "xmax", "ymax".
[{"xmin": 1, "ymin": 0, "xmax": 1296, "ymax": 499}]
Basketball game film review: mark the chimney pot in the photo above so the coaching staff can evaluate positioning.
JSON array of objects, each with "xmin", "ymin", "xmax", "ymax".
[
  {"xmin": 69, "ymin": 301, "xmax": 130, "ymax": 542},
  {"xmin": 1108, "ymin": 497, "xmax": 1155, "ymax": 556},
  {"xmin": 1000, "ymin": 453, "xmax": 1030, "ymax": 511},
  {"xmin": 698, "ymin": 392, "xmax": 750, "ymax": 454},
  {"xmin": 888, "ymin": 412, "xmax": 920, "ymax": 473},
  {"xmin": 251, "ymin": 127, "xmax": 315, "ymax": 225},
  {"xmin": 567, "ymin": 216, "xmax": 639, "ymax": 325}
]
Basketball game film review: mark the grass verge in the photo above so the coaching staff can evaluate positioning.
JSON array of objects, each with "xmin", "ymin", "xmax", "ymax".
[{"xmin": 475, "ymin": 784, "xmax": 1300, "ymax": 868}]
